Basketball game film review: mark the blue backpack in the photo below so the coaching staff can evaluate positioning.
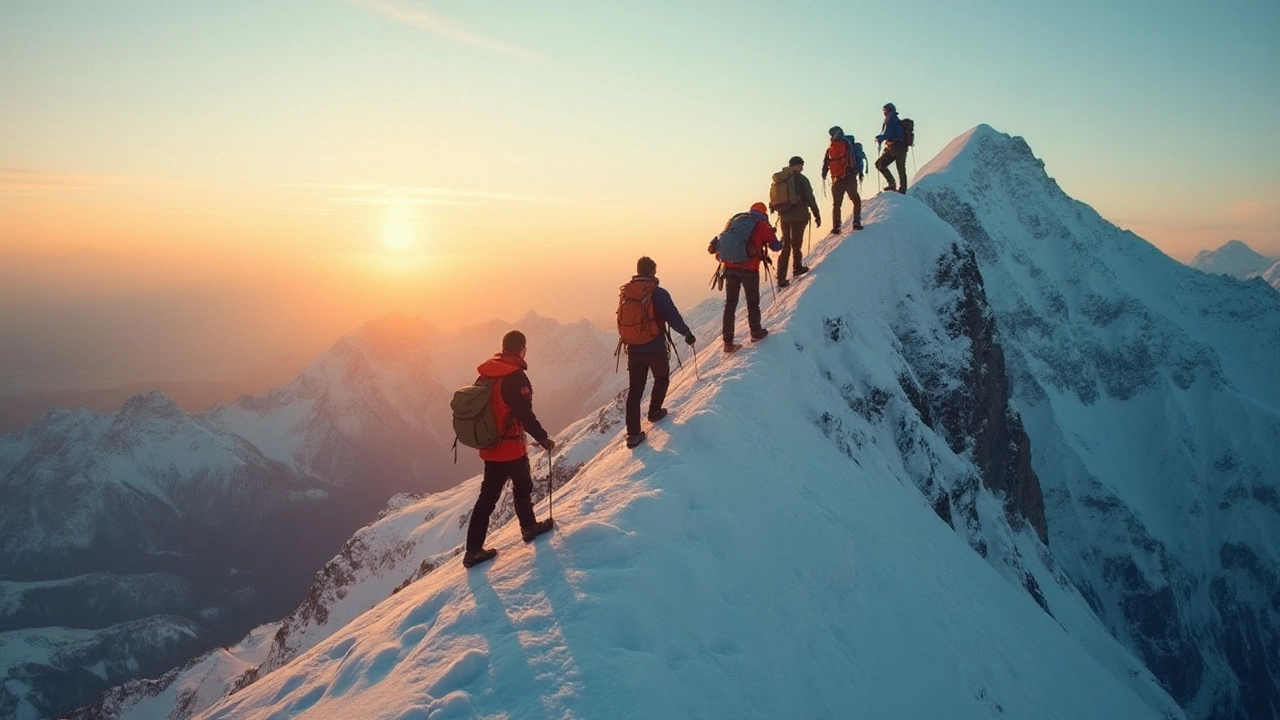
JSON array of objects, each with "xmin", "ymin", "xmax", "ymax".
[
  {"xmin": 848, "ymin": 138, "xmax": 867, "ymax": 174},
  {"xmin": 708, "ymin": 213, "xmax": 757, "ymax": 263}
]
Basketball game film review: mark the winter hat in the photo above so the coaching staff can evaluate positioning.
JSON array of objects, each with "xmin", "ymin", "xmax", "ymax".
[
  {"xmin": 883, "ymin": 102, "xmax": 896, "ymax": 111},
  {"xmin": 788, "ymin": 155, "xmax": 804, "ymax": 167},
  {"xmin": 750, "ymin": 201, "xmax": 768, "ymax": 215},
  {"xmin": 828, "ymin": 126, "xmax": 844, "ymax": 139}
]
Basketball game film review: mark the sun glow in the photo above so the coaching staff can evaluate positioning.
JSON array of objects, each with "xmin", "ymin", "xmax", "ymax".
[{"xmin": 382, "ymin": 207, "xmax": 417, "ymax": 252}]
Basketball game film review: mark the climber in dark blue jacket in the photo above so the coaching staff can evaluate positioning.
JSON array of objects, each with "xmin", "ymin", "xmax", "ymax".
[{"xmin": 875, "ymin": 102, "xmax": 909, "ymax": 193}]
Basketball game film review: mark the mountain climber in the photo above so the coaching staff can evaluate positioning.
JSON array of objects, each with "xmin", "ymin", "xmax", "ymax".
[
  {"xmin": 772, "ymin": 156, "xmax": 821, "ymax": 288},
  {"xmin": 875, "ymin": 103, "xmax": 908, "ymax": 193},
  {"xmin": 618, "ymin": 256, "xmax": 694, "ymax": 450},
  {"xmin": 462, "ymin": 330, "xmax": 555, "ymax": 568},
  {"xmin": 717, "ymin": 202, "xmax": 783, "ymax": 353},
  {"xmin": 821, "ymin": 127, "xmax": 866, "ymax": 233}
]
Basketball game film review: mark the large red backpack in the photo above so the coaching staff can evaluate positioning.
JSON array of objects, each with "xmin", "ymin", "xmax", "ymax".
[
  {"xmin": 827, "ymin": 138, "xmax": 852, "ymax": 179},
  {"xmin": 617, "ymin": 278, "xmax": 660, "ymax": 345}
]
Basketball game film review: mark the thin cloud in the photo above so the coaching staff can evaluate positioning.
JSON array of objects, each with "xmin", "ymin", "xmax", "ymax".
[
  {"xmin": 350, "ymin": 0, "xmax": 544, "ymax": 61},
  {"xmin": 278, "ymin": 182, "xmax": 617, "ymax": 209},
  {"xmin": 0, "ymin": 169, "xmax": 193, "ymax": 194}
]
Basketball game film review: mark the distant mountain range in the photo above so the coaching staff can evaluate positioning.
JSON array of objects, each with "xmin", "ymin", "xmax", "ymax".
[{"xmin": 0, "ymin": 312, "xmax": 624, "ymax": 720}]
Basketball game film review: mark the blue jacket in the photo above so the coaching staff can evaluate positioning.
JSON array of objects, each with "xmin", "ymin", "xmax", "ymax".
[
  {"xmin": 876, "ymin": 111, "xmax": 904, "ymax": 144},
  {"xmin": 627, "ymin": 275, "xmax": 691, "ymax": 355}
]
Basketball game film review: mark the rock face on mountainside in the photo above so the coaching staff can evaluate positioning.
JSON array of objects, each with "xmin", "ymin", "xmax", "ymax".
[
  {"xmin": 914, "ymin": 124, "xmax": 1280, "ymax": 720},
  {"xmin": 907, "ymin": 242, "xmax": 1047, "ymax": 544}
]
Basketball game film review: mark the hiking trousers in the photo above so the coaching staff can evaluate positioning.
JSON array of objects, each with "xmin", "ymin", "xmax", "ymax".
[
  {"xmin": 722, "ymin": 267, "xmax": 762, "ymax": 343},
  {"xmin": 830, "ymin": 175, "xmax": 861, "ymax": 229},
  {"xmin": 466, "ymin": 456, "xmax": 537, "ymax": 551},
  {"xmin": 626, "ymin": 350, "xmax": 671, "ymax": 436},
  {"xmin": 875, "ymin": 142, "xmax": 908, "ymax": 191},
  {"xmin": 778, "ymin": 221, "xmax": 807, "ymax": 280}
]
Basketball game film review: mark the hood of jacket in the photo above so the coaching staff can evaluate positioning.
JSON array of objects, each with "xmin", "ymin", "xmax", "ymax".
[{"xmin": 477, "ymin": 352, "xmax": 527, "ymax": 379}]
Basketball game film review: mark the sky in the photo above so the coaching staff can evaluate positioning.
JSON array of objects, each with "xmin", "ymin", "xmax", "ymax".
[{"xmin": 2, "ymin": 0, "xmax": 1278, "ymax": 393}]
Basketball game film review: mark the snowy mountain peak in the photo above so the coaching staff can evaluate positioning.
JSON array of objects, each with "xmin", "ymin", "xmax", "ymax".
[{"xmin": 1189, "ymin": 239, "xmax": 1276, "ymax": 278}]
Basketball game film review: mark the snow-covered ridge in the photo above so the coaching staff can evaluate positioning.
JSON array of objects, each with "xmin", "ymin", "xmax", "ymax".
[{"xmin": 94, "ymin": 190, "xmax": 1182, "ymax": 720}]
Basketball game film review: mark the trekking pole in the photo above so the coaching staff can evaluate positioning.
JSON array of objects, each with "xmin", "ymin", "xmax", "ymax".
[
  {"xmin": 763, "ymin": 257, "xmax": 777, "ymax": 304},
  {"xmin": 546, "ymin": 447, "xmax": 554, "ymax": 521},
  {"xmin": 691, "ymin": 340, "xmax": 700, "ymax": 380},
  {"xmin": 806, "ymin": 219, "xmax": 812, "ymax": 258}
]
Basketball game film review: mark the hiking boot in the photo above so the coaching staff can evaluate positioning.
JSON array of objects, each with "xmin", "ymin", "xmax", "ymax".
[
  {"xmin": 521, "ymin": 518, "xmax": 554, "ymax": 543},
  {"xmin": 724, "ymin": 342, "xmax": 742, "ymax": 354},
  {"xmin": 883, "ymin": 185, "xmax": 897, "ymax": 193},
  {"xmin": 898, "ymin": 187, "xmax": 907, "ymax": 194},
  {"xmin": 777, "ymin": 278, "xmax": 791, "ymax": 288},
  {"xmin": 750, "ymin": 328, "xmax": 769, "ymax": 342},
  {"xmin": 795, "ymin": 266, "xmax": 809, "ymax": 276},
  {"xmin": 626, "ymin": 432, "xmax": 647, "ymax": 449},
  {"xmin": 462, "ymin": 548, "xmax": 497, "ymax": 568},
  {"xmin": 852, "ymin": 220, "xmax": 863, "ymax": 230},
  {"xmin": 647, "ymin": 408, "xmax": 668, "ymax": 423}
]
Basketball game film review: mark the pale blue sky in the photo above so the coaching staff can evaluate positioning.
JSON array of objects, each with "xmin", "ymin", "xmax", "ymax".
[{"xmin": 1, "ymin": 0, "xmax": 1278, "ymax": 388}]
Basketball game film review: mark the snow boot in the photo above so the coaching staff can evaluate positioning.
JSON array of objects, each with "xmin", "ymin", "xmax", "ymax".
[
  {"xmin": 750, "ymin": 328, "xmax": 769, "ymax": 342},
  {"xmin": 777, "ymin": 278, "xmax": 791, "ymax": 288},
  {"xmin": 852, "ymin": 220, "xmax": 863, "ymax": 230},
  {"xmin": 463, "ymin": 548, "xmax": 497, "ymax": 568},
  {"xmin": 795, "ymin": 266, "xmax": 809, "ymax": 276},
  {"xmin": 626, "ymin": 432, "xmax": 647, "ymax": 449},
  {"xmin": 723, "ymin": 341, "xmax": 742, "ymax": 354},
  {"xmin": 521, "ymin": 518, "xmax": 554, "ymax": 543},
  {"xmin": 648, "ymin": 408, "xmax": 668, "ymax": 423}
]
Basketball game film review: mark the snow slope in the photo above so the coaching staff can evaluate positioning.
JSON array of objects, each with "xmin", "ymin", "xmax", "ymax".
[
  {"xmin": 914, "ymin": 125, "xmax": 1280, "ymax": 720},
  {"xmin": 176, "ymin": 196, "xmax": 1181, "ymax": 720}
]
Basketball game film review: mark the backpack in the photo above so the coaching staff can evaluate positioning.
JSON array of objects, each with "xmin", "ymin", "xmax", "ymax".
[
  {"xmin": 769, "ymin": 169, "xmax": 800, "ymax": 213},
  {"xmin": 451, "ymin": 378, "xmax": 502, "ymax": 449},
  {"xmin": 827, "ymin": 138, "xmax": 852, "ymax": 179},
  {"xmin": 708, "ymin": 212, "xmax": 757, "ymax": 263},
  {"xmin": 901, "ymin": 118, "xmax": 914, "ymax": 147},
  {"xmin": 617, "ymin": 278, "xmax": 660, "ymax": 345},
  {"xmin": 851, "ymin": 141, "xmax": 866, "ymax": 174}
]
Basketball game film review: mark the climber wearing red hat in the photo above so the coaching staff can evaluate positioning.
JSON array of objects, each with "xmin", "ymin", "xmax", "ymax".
[{"xmin": 708, "ymin": 202, "xmax": 783, "ymax": 353}]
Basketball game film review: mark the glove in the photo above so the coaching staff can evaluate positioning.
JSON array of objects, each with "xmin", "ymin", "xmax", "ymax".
[
  {"xmin": 538, "ymin": 437, "xmax": 556, "ymax": 452},
  {"xmin": 683, "ymin": 332, "xmax": 696, "ymax": 346},
  {"xmin": 815, "ymin": 215, "xmax": 822, "ymax": 228}
]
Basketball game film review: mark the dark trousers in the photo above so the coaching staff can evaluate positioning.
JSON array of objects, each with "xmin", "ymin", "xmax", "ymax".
[
  {"xmin": 778, "ymin": 221, "xmax": 806, "ymax": 280},
  {"xmin": 466, "ymin": 456, "xmax": 537, "ymax": 550},
  {"xmin": 626, "ymin": 351, "xmax": 670, "ymax": 436},
  {"xmin": 722, "ymin": 267, "xmax": 762, "ymax": 343},
  {"xmin": 875, "ymin": 143, "xmax": 908, "ymax": 191},
  {"xmin": 830, "ymin": 175, "xmax": 862, "ymax": 227}
]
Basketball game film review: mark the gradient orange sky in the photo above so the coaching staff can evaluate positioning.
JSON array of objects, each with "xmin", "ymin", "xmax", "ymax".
[{"xmin": 3, "ymin": 0, "xmax": 1278, "ymax": 393}]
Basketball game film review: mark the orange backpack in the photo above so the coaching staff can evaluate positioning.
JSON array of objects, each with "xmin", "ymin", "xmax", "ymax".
[
  {"xmin": 617, "ymin": 278, "xmax": 660, "ymax": 345},
  {"xmin": 827, "ymin": 138, "xmax": 852, "ymax": 179}
]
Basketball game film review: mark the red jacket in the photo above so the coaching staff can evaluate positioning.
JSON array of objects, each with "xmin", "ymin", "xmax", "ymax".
[
  {"xmin": 723, "ymin": 206, "xmax": 782, "ymax": 272},
  {"xmin": 475, "ymin": 352, "xmax": 547, "ymax": 462}
]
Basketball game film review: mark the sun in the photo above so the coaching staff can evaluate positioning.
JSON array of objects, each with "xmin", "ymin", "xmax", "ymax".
[{"xmin": 382, "ymin": 207, "xmax": 416, "ymax": 252}]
